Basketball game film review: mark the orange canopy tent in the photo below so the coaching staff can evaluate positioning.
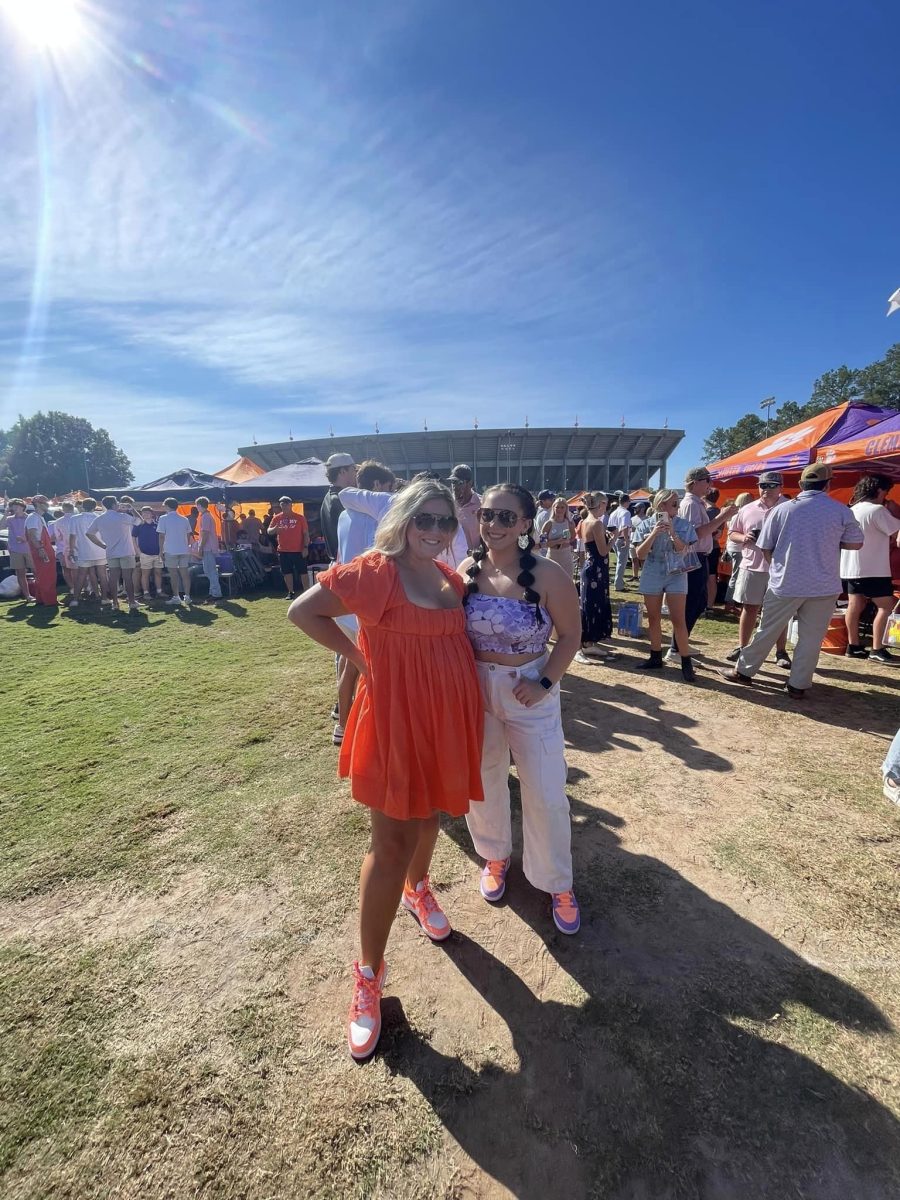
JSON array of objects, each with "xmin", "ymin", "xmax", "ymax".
[{"xmin": 215, "ymin": 456, "xmax": 265, "ymax": 483}]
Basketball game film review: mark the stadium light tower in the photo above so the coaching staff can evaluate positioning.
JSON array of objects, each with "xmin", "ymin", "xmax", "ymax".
[{"xmin": 760, "ymin": 396, "xmax": 776, "ymax": 436}]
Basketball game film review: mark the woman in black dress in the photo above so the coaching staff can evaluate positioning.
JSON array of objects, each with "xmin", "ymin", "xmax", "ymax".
[{"xmin": 575, "ymin": 491, "xmax": 613, "ymax": 663}]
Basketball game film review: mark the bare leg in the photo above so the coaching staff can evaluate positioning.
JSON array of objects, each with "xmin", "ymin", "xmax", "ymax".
[
  {"xmin": 141, "ymin": 568, "xmax": 151, "ymax": 597},
  {"xmin": 406, "ymin": 814, "xmax": 441, "ymax": 889},
  {"xmin": 133, "ymin": 563, "xmax": 143, "ymax": 599},
  {"xmin": 359, "ymin": 811, "xmax": 421, "ymax": 969},
  {"xmin": 106, "ymin": 567, "xmax": 120, "ymax": 604},
  {"xmin": 872, "ymin": 596, "xmax": 895, "ymax": 650},
  {"xmin": 178, "ymin": 565, "xmax": 192, "ymax": 600},
  {"xmin": 153, "ymin": 567, "xmax": 164, "ymax": 597},
  {"xmin": 739, "ymin": 602, "xmax": 761, "ymax": 648},
  {"xmin": 707, "ymin": 571, "xmax": 717, "ymax": 609},
  {"xmin": 15, "ymin": 567, "xmax": 30, "ymax": 600},
  {"xmin": 666, "ymin": 593, "xmax": 691, "ymax": 657},
  {"xmin": 844, "ymin": 593, "xmax": 867, "ymax": 646},
  {"xmin": 643, "ymin": 594, "xmax": 663, "ymax": 650},
  {"xmin": 338, "ymin": 660, "xmax": 359, "ymax": 728}
]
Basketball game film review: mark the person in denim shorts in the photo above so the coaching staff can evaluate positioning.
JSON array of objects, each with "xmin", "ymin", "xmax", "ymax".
[{"xmin": 633, "ymin": 489, "xmax": 699, "ymax": 682}]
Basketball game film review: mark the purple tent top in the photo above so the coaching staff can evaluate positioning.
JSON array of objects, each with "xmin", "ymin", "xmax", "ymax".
[
  {"xmin": 709, "ymin": 403, "xmax": 894, "ymax": 481},
  {"xmin": 818, "ymin": 409, "xmax": 900, "ymax": 478}
]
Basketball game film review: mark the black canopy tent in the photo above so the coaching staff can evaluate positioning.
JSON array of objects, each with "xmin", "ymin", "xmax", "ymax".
[
  {"xmin": 91, "ymin": 460, "xmax": 329, "ymax": 506},
  {"xmin": 90, "ymin": 467, "xmax": 236, "ymax": 505}
]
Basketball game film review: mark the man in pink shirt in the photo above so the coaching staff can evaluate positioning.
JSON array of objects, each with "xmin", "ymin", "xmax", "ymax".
[{"xmin": 725, "ymin": 471, "xmax": 790, "ymax": 667}]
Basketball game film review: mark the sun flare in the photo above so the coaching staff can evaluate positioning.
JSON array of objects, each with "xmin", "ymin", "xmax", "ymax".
[{"xmin": 0, "ymin": 0, "xmax": 84, "ymax": 51}]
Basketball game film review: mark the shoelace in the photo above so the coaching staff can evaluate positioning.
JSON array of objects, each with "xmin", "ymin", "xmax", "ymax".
[
  {"xmin": 416, "ymin": 878, "xmax": 440, "ymax": 915},
  {"xmin": 485, "ymin": 860, "xmax": 508, "ymax": 880},
  {"xmin": 554, "ymin": 891, "xmax": 576, "ymax": 911},
  {"xmin": 349, "ymin": 968, "xmax": 380, "ymax": 1019}
]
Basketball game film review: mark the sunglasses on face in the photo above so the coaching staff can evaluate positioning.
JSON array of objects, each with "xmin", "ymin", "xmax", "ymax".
[
  {"xmin": 412, "ymin": 512, "xmax": 458, "ymax": 533},
  {"xmin": 477, "ymin": 507, "xmax": 521, "ymax": 527},
  {"xmin": 759, "ymin": 483, "xmax": 779, "ymax": 490}
]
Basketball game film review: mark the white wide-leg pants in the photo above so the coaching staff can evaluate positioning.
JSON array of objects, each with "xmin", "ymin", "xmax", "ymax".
[{"xmin": 466, "ymin": 653, "xmax": 573, "ymax": 894}]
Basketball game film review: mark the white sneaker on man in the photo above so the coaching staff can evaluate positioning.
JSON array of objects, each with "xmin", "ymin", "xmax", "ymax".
[{"xmin": 165, "ymin": 595, "xmax": 182, "ymax": 606}]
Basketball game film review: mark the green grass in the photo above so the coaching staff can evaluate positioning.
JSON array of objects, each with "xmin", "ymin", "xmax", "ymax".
[{"xmin": 1, "ymin": 592, "xmax": 899, "ymax": 1199}]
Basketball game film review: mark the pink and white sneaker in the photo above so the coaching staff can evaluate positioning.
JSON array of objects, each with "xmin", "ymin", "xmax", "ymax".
[
  {"xmin": 348, "ymin": 960, "xmax": 387, "ymax": 1060},
  {"xmin": 401, "ymin": 876, "xmax": 451, "ymax": 941}
]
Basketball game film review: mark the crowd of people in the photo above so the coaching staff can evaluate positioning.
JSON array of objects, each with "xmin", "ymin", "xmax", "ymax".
[
  {"xmin": 0, "ymin": 492, "xmax": 319, "ymax": 611},
  {"xmin": 284, "ymin": 453, "xmax": 899, "ymax": 1061}
]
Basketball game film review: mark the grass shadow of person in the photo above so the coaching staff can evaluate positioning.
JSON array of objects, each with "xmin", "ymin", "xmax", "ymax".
[
  {"xmin": 3, "ymin": 603, "xmax": 60, "ymax": 628},
  {"xmin": 387, "ymin": 807, "xmax": 900, "ymax": 1198}
]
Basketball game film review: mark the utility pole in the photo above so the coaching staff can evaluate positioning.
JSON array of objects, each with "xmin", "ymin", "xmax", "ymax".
[{"xmin": 760, "ymin": 396, "xmax": 776, "ymax": 436}]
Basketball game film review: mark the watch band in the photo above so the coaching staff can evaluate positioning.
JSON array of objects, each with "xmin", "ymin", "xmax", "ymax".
[{"xmin": 539, "ymin": 676, "xmax": 553, "ymax": 690}]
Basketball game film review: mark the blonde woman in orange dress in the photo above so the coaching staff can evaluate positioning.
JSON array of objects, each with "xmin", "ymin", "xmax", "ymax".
[{"xmin": 288, "ymin": 478, "xmax": 483, "ymax": 1060}]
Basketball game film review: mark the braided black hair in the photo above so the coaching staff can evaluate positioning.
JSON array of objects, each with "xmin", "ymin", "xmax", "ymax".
[{"xmin": 465, "ymin": 483, "xmax": 544, "ymax": 624}]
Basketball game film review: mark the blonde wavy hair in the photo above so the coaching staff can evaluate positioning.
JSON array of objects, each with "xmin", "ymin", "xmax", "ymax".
[
  {"xmin": 735, "ymin": 491, "xmax": 753, "ymax": 508},
  {"xmin": 372, "ymin": 477, "xmax": 456, "ymax": 558},
  {"xmin": 651, "ymin": 488, "xmax": 679, "ymax": 513}
]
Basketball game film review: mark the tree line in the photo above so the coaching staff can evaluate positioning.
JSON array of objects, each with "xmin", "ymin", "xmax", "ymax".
[
  {"xmin": 0, "ymin": 411, "xmax": 133, "ymax": 498},
  {"xmin": 702, "ymin": 343, "xmax": 900, "ymax": 463}
]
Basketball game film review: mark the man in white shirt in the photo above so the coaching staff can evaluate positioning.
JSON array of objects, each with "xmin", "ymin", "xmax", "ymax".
[
  {"xmin": 68, "ymin": 497, "xmax": 107, "ymax": 605},
  {"xmin": 841, "ymin": 474, "xmax": 900, "ymax": 664},
  {"xmin": 606, "ymin": 493, "xmax": 633, "ymax": 592},
  {"xmin": 50, "ymin": 501, "xmax": 77, "ymax": 595},
  {"xmin": 156, "ymin": 497, "xmax": 194, "ymax": 607},
  {"xmin": 533, "ymin": 490, "xmax": 555, "ymax": 554},
  {"xmin": 88, "ymin": 496, "xmax": 141, "ymax": 612},
  {"xmin": 340, "ymin": 471, "xmax": 468, "ymax": 569}
]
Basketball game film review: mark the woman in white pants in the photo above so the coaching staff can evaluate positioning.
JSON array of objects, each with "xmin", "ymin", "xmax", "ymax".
[{"xmin": 459, "ymin": 484, "xmax": 582, "ymax": 934}]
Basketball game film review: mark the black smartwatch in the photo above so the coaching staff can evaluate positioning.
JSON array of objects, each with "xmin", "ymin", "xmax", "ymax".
[{"xmin": 539, "ymin": 676, "xmax": 553, "ymax": 690}]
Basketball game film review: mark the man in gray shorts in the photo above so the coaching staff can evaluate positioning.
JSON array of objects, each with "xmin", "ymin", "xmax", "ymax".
[
  {"xmin": 87, "ymin": 496, "xmax": 141, "ymax": 613},
  {"xmin": 156, "ymin": 497, "xmax": 194, "ymax": 607},
  {"xmin": 724, "ymin": 471, "xmax": 791, "ymax": 667}
]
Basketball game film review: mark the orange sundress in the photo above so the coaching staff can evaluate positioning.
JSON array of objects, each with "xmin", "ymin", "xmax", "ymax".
[{"xmin": 318, "ymin": 553, "xmax": 485, "ymax": 820}]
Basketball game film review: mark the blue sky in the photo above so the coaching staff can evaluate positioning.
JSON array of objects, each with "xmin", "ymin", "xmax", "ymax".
[{"xmin": 1, "ymin": 0, "xmax": 898, "ymax": 486}]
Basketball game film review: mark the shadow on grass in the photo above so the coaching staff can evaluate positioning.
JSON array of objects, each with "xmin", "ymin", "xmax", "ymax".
[
  {"xmin": 3, "ymin": 602, "xmax": 61, "ymax": 628},
  {"xmin": 385, "ymin": 802, "xmax": 900, "ymax": 1199},
  {"xmin": 560, "ymin": 671, "xmax": 732, "ymax": 772}
]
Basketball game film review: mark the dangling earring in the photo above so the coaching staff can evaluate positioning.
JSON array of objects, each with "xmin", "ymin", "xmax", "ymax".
[{"xmin": 517, "ymin": 532, "xmax": 530, "ymax": 550}]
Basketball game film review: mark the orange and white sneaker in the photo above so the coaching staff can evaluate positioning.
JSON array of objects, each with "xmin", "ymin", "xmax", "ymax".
[
  {"xmin": 551, "ymin": 890, "xmax": 581, "ymax": 935},
  {"xmin": 348, "ymin": 960, "xmax": 387, "ymax": 1060},
  {"xmin": 401, "ymin": 876, "xmax": 451, "ymax": 941}
]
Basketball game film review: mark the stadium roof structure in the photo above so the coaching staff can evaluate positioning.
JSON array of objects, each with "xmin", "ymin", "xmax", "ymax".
[{"xmin": 240, "ymin": 426, "xmax": 683, "ymax": 494}]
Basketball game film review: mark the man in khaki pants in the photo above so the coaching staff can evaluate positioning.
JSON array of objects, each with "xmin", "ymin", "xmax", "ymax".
[{"xmin": 720, "ymin": 463, "xmax": 863, "ymax": 699}]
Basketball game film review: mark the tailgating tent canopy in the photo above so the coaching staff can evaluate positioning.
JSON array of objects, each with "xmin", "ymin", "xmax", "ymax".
[
  {"xmin": 215, "ymin": 456, "xmax": 266, "ymax": 483},
  {"xmin": 818, "ymin": 410, "xmax": 900, "ymax": 479},
  {"xmin": 220, "ymin": 458, "xmax": 329, "ymax": 502},
  {"xmin": 708, "ymin": 403, "xmax": 892, "ymax": 482},
  {"xmin": 136, "ymin": 467, "xmax": 225, "ymax": 490}
]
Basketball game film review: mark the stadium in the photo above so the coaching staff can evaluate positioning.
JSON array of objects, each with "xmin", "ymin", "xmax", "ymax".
[{"xmin": 240, "ymin": 425, "xmax": 683, "ymax": 494}]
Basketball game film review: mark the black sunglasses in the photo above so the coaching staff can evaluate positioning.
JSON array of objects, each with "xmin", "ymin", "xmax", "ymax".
[
  {"xmin": 759, "ymin": 483, "xmax": 780, "ymax": 490},
  {"xmin": 412, "ymin": 512, "xmax": 458, "ymax": 533},
  {"xmin": 476, "ymin": 507, "xmax": 521, "ymax": 527}
]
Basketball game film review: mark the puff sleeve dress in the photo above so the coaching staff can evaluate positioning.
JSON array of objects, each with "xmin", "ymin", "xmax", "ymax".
[{"xmin": 317, "ymin": 552, "xmax": 484, "ymax": 820}]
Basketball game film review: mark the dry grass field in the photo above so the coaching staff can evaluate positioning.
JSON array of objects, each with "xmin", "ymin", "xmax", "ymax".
[{"xmin": 1, "ymin": 590, "xmax": 898, "ymax": 1199}]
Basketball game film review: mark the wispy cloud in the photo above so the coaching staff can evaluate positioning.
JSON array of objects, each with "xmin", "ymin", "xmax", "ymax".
[{"xmin": 0, "ymin": 1, "xmax": 660, "ymax": 477}]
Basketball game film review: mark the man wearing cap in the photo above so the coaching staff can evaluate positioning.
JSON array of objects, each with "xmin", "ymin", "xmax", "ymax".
[
  {"xmin": 534, "ymin": 490, "xmax": 555, "ymax": 554},
  {"xmin": 447, "ymin": 465, "xmax": 482, "ymax": 552},
  {"xmin": 724, "ymin": 472, "xmax": 791, "ymax": 668},
  {"xmin": 267, "ymin": 495, "xmax": 310, "ymax": 599},
  {"xmin": 606, "ymin": 492, "xmax": 633, "ymax": 591},
  {"xmin": 320, "ymin": 453, "xmax": 358, "ymax": 562},
  {"xmin": 720, "ymin": 463, "xmax": 863, "ymax": 698},
  {"xmin": 666, "ymin": 468, "xmax": 737, "ymax": 662}
]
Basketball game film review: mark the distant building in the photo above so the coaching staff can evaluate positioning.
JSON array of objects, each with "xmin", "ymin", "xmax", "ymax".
[{"xmin": 241, "ymin": 426, "xmax": 683, "ymax": 494}]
